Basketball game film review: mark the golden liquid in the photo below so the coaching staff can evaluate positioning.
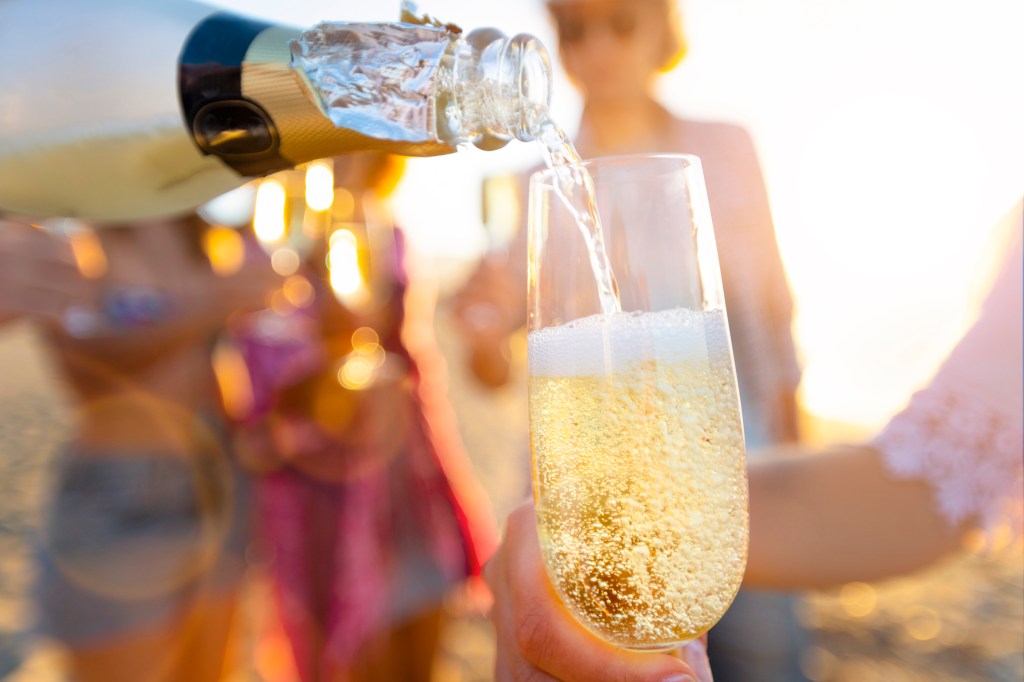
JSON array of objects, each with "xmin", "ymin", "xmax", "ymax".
[{"xmin": 530, "ymin": 309, "xmax": 748, "ymax": 649}]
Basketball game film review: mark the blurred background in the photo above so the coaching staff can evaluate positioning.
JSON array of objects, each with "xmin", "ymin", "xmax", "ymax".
[
  {"xmin": 213, "ymin": 0, "xmax": 1024, "ymax": 433},
  {"xmin": 0, "ymin": 0, "xmax": 1021, "ymax": 680}
]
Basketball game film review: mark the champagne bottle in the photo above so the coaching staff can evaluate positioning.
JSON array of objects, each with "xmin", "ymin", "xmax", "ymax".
[{"xmin": 0, "ymin": 0, "xmax": 551, "ymax": 223}]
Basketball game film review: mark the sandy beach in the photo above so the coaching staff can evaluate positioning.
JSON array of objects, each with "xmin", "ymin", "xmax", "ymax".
[{"xmin": 1, "ymin": 310, "xmax": 1021, "ymax": 681}]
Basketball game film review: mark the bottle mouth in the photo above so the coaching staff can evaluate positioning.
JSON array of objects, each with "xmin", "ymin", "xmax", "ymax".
[
  {"xmin": 507, "ymin": 33, "xmax": 552, "ymax": 141},
  {"xmin": 466, "ymin": 29, "xmax": 554, "ymax": 148}
]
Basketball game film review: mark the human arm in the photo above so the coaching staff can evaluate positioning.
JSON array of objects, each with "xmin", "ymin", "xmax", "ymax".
[
  {"xmin": 486, "ymin": 501, "xmax": 712, "ymax": 682},
  {"xmin": 744, "ymin": 443, "xmax": 967, "ymax": 590}
]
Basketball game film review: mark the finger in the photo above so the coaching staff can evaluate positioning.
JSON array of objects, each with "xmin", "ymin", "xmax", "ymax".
[
  {"xmin": 494, "ymin": 629, "xmax": 560, "ymax": 682},
  {"xmin": 676, "ymin": 638, "xmax": 713, "ymax": 682},
  {"xmin": 489, "ymin": 510, "xmax": 553, "ymax": 682},
  {"xmin": 502, "ymin": 503, "xmax": 698, "ymax": 682},
  {"xmin": 491, "ymin": 553, "xmax": 559, "ymax": 682}
]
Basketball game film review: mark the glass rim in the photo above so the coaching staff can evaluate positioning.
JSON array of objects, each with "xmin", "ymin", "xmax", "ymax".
[{"xmin": 529, "ymin": 152, "xmax": 703, "ymax": 188}]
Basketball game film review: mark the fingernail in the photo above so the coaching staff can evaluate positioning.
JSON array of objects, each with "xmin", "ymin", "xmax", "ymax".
[{"xmin": 660, "ymin": 675, "xmax": 696, "ymax": 682}]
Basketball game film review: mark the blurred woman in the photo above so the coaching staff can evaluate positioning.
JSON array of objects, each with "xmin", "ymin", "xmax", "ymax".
[
  {"xmin": 232, "ymin": 153, "xmax": 498, "ymax": 682},
  {"xmin": 0, "ymin": 214, "xmax": 280, "ymax": 682},
  {"xmin": 456, "ymin": 1, "xmax": 806, "ymax": 678}
]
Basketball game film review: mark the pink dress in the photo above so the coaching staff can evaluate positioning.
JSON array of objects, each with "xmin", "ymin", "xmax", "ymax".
[
  {"xmin": 874, "ymin": 208, "xmax": 1023, "ymax": 538},
  {"xmin": 233, "ymin": 230, "xmax": 496, "ymax": 680}
]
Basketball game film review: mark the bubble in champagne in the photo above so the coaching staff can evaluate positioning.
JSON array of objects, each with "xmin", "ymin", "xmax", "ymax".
[{"xmin": 530, "ymin": 308, "xmax": 748, "ymax": 649}]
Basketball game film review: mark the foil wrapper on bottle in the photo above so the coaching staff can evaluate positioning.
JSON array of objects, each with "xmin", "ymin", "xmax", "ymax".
[{"xmin": 290, "ymin": 23, "xmax": 454, "ymax": 144}]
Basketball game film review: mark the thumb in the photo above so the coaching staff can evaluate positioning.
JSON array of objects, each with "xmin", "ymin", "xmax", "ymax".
[{"xmin": 674, "ymin": 637, "xmax": 713, "ymax": 682}]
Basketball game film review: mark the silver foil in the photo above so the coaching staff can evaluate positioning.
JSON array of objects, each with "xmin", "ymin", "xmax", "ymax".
[{"xmin": 289, "ymin": 23, "xmax": 453, "ymax": 144}]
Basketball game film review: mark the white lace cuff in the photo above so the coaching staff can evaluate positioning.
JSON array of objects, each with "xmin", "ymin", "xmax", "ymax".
[{"xmin": 873, "ymin": 380, "xmax": 1023, "ymax": 540}]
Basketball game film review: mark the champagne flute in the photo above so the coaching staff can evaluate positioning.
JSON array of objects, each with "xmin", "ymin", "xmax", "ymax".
[{"xmin": 528, "ymin": 153, "xmax": 748, "ymax": 651}]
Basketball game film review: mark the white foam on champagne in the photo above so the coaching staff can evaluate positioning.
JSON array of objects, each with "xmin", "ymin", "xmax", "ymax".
[{"xmin": 529, "ymin": 308, "xmax": 731, "ymax": 377}]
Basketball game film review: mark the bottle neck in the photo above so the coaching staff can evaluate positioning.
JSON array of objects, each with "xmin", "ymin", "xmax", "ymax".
[{"xmin": 437, "ymin": 32, "xmax": 553, "ymax": 149}]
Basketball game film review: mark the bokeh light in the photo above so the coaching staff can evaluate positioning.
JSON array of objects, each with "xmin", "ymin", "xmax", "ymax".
[
  {"xmin": 67, "ymin": 227, "xmax": 108, "ymax": 280},
  {"xmin": 202, "ymin": 225, "xmax": 245, "ymax": 277},
  {"xmin": 838, "ymin": 582, "xmax": 877, "ymax": 618},
  {"xmin": 305, "ymin": 161, "xmax": 335, "ymax": 212},
  {"xmin": 269, "ymin": 290, "xmax": 292, "ymax": 316},
  {"xmin": 211, "ymin": 340, "xmax": 254, "ymax": 422},
  {"xmin": 253, "ymin": 179, "xmax": 287, "ymax": 244},
  {"xmin": 338, "ymin": 355, "xmax": 375, "ymax": 390},
  {"xmin": 903, "ymin": 605, "xmax": 942, "ymax": 642},
  {"xmin": 282, "ymin": 275, "xmax": 315, "ymax": 308},
  {"xmin": 327, "ymin": 229, "xmax": 369, "ymax": 309},
  {"xmin": 270, "ymin": 247, "xmax": 300, "ymax": 277},
  {"xmin": 332, "ymin": 187, "xmax": 356, "ymax": 221},
  {"xmin": 351, "ymin": 326, "xmax": 379, "ymax": 350}
]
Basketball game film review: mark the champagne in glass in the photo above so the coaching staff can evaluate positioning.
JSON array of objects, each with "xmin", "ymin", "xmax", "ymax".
[{"xmin": 528, "ymin": 154, "xmax": 748, "ymax": 650}]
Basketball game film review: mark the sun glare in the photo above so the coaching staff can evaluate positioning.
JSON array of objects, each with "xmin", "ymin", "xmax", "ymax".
[{"xmin": 774, "ymin": 93, "xmax": 1007, "ymax": 428}]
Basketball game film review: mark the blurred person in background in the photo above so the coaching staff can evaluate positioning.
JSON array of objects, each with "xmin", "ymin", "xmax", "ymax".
[
  {"xmin": 0, "ymin": 213, "xmax": 281, "ymax": 682},
  {"xmin": 229, "ymin": 152, "xmax": 498, "ymax": 682},
  {"xmin": 454, "ymin": 0, "xmax": 807, "ymax": 678},
  {"xmin": 484, "ymin": 201, "xmax": 1023, "ymax": 681}
]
